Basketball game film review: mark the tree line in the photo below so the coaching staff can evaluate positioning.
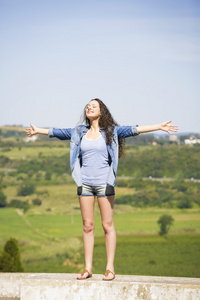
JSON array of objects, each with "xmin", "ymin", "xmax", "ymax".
[{"xmin": 0, "ymin": 144, "xmax": 199, "ymax": 179}]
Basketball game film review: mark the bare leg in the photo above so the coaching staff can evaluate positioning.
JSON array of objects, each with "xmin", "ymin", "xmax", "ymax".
[
  {"xmin": 97, "ymin": 195, "xmax": 116, "ymax": 280},
  {"xmin": 77, "ymin": 196, "xmax": 95, "ymax": 279}
]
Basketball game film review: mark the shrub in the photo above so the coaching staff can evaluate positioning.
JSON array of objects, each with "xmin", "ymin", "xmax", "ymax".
[
  {"xmin": 45, "ymin": 171, "xmax": 51, "ymax": 180},
  {"xmin": 171, "ymin": 180, "xmax": 188, "ymax": 192},
  {"xmin": 17, "ymin": 184, "xmax": 35, "ymax": 196},
  {"xmin": 0, "ymin": 190, "xmax": 7, "ymax": 207},
  {"xmin": 0, "ymin": 155, "xmax": 10, "ymax": 167},
  {"xmin": 32, "ymin": 198, "xmax": 42, "ymax": 206},
  {"xmin": 9, "ymin": 199, "xmax": 30, "ymax": 213},
  {"xmin": 27, "ymin": 170, "xmax": 34, "ymax": 178},
  {"xmin": 115, "ymin": 195, "xmax": 132, "ymax": 205},
  {"xmin": 177, "ymin": 197, "xmax": 192, "ymax": 209},
  {"xmin": 157, "ymin": 214, "xmax": 174, "ymax": 235},
  {"xmin": 0, "ymin": 238, "xmax": 24, "ymax": 272}
]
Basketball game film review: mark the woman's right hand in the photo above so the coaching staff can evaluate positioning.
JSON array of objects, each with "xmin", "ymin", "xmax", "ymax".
[{"xmin": 26, "ymin": 123, "xmax": 38, "ymax": 137}]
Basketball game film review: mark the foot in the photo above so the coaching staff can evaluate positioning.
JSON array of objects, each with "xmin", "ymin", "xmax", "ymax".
[
  {"xmin": 102, "ymin": 269, "xmax": 115, "ymax": 281},
  {"xmin": 77, "ymin": 268, "xmax": 92, "ymax": 280}
]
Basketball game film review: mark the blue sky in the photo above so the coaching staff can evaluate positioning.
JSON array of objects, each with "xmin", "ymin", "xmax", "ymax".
[{"xmin": 0, "ymin": 0, "xmax": 199, "ymax": 133}]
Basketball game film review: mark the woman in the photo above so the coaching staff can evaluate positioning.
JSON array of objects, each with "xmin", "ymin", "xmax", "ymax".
[{"xmin": 26, "ymin": 98, "xmax": 178, "ymax": 280}]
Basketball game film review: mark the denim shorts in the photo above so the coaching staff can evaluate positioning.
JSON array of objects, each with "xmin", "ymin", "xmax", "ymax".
[{"xmin": 77, "ymin": 184, "xmax": 115, "ymax": 197}]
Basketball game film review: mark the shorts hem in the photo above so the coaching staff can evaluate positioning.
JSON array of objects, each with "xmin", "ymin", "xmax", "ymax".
[
  {"xmin": 77, "ymin": 184, "xmax": 115, "ymax": 197},
  {"xmin": 97, "ymin": 194, "xmax": 115, "ymax": 197},
  {"xmin": 78, "ymin": 194, "xmax": 115, "ymax": 197}
]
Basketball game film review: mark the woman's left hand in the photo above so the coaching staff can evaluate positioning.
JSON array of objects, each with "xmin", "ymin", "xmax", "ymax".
[{"xmin": 160, "ymin": 120, "xmax": 178, "ymax": 135}]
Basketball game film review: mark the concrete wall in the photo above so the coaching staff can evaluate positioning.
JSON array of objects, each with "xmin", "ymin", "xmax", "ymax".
[{"xmin": 0, "ymin": 273, "xmax": 200, "ymax": 300}]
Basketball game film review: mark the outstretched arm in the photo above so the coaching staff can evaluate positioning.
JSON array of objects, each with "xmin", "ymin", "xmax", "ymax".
[
  {"xmin": 26, "ymin": 124, "xmax": 72, "ymax": 140},
  {"xmin": 137, "ymin": 120, "xmax": 178, "ymax": 135},
  {"xmin": 26, "ymin": 124, "xmax": 49, "ymax": 136}
]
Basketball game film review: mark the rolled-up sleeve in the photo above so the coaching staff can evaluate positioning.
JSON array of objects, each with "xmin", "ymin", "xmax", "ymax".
[
  {"xmin": 131, "ymin": 125, "xmax": 139, "ymax": 136},
  {"xmin": 48, "ymin": 128, "xmax": 72, "ymax": 140},
  {"xmin": 116, "ymin": 125, "xmax": 140, "ymax": 139},
  {"xmin": 48, "ymin": 128, "xmax": 54, "ymax": 138}
]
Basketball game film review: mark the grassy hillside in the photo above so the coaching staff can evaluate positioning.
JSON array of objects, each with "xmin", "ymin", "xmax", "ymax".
[
  {"xmin": 0, "ymin": 206, "xmax": 200, "ymax": 276},
  {"xmin": 0, "ymin": 126, "xmax": 200, "ymax": 277}
]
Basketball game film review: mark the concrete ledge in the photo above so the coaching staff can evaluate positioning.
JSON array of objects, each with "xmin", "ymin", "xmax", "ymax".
[{"xmin": 0, "ymin": 273, "xmax": 200, "ymax": 300}]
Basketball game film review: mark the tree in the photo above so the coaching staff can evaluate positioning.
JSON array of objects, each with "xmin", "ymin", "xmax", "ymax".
[
  {"xmin": 177, "ymin": 196, "xmax": 192, "ymax": 209},
  {"xmin": 157, "ymin": 214, "xmax": 174, "ymax": 236},
  {"xmin": 0, "ymin": 238, "xmax": 24, "ymax": 272},
  {"xmin": 32, "ymin": 198, "xmax": 42, "ymax": 206},
  {"xmin": 0, "ymin": 190, "xmax": 7, "ymax": 207},
  {"xmin": 17, "ymin": 184, "xmax": 35, "ymax": 196},
  {"xmin": 9, "ymin": 199, "xmax": 30, "ymax": 213},
  {"xmin": 45, "ymin": 171, "xmax": 51, "ymax": 180}
]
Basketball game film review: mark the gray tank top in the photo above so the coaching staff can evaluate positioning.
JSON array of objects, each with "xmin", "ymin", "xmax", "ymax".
[{"xmin": 80, "ymin": 134, "xmax": 110, "ymax": 186}]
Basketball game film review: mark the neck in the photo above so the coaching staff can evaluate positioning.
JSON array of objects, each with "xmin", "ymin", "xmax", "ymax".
[{"xmin": 89, "ymin": 118, "xmax": 100, "ymax": 131}]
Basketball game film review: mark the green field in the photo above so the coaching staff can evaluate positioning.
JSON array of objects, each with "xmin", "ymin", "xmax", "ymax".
[
  {"xmin": 0, "ymin": 207, "xmax": 200, "ymax": 277},
  {"xmin": 0, "ymin": 146, "xmax": 70, "ymax": 160},
  {"xmin": 85, "ymin": 234, "xmax": 200, "ymax": 278},
  {"xmin": 0, "ymin": 138, "xmax": 200, "ymax": 277}
]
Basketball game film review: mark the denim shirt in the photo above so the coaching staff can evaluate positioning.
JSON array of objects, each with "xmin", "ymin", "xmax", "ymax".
[{"xmin": 48, "ymin": 125, "xmax": 139, "ymax": 187}]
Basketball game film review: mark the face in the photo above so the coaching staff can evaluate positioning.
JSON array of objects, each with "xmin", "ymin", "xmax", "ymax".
[{"xmin": 86, "ymin": 100, "xmax": 101, "ymax": 120}]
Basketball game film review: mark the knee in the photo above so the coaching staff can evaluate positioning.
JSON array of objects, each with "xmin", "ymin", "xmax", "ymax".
[
  {"xmin": 83, "ymin": 220, "xmax": 94, "ymax": 233},
  {"xmin": 102, "ymin": 221, "xmax": 114, "ymax": 234}
]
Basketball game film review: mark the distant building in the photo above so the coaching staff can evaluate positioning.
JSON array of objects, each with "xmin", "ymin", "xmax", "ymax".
[
  {"xmin": 24, "ymin": 135, "xmax": 38, "ymax": 143},
  {"xmin": 184, "ymin": 135, "xmax": 200, "ymax": 145},
  {"xmin": 152, "ymin": 141, "xmax": 158, "ymax": 146},
  {"xmin": 169, "ymin": 135, "xmax": 178, "ymax": 142}
]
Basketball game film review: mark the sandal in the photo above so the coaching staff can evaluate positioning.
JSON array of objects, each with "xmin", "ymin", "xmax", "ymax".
[
  {"xmin": 102, "ymin": 269, "xmax": 115, "ymax": 281},
  {"xmin": 77, "ymin": 268, "xmax": 92, "ymax": 280}
]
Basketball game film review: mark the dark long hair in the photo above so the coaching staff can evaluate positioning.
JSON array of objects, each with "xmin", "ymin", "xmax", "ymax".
[{"xmin": 83, "ymin": 98, "xmax": 125, "ymax": 158}]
